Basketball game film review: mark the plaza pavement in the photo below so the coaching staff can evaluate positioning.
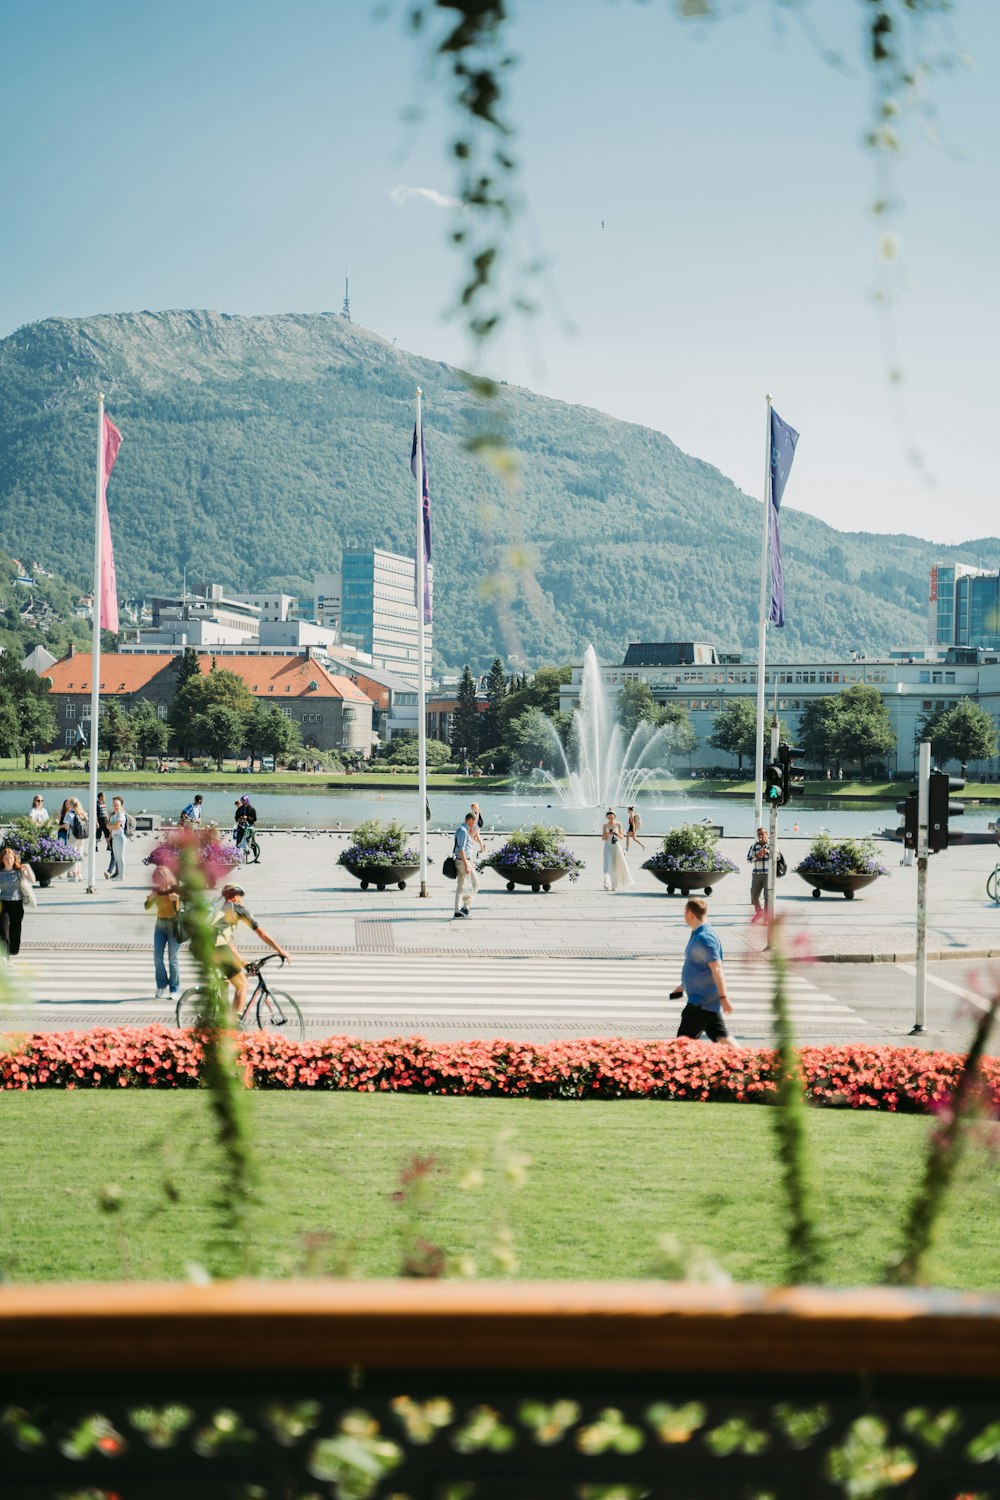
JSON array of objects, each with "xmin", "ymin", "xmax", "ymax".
[{"xmin": 3, "ymin": 828, "xmax": 998, "ymax": 1050}]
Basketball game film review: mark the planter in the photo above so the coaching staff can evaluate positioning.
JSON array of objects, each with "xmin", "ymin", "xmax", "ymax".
[
  {"xmin": 796, "ymin": 870, "xmax": 882, "ymax": 901},
  {"xmin": 342, "ymin": 861, "xmax": 420, "ymax": 892},
  {"xmin": 500, "ymin": 865, "xmax": 570, "ymax": 894},
  {"xmin": 646, "ymin": 867, "xmax": 733, "ymax": 897},
  {"xmin": 28, "ymin": 859, "xmax": 75, "ymax": 888}
]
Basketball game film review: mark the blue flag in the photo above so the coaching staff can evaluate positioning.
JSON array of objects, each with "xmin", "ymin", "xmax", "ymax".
[
  {"xmin": 410, "ymin": 425, "xmax": 432, "ymax": 625},
  {"xmin": 769, "ymin": 406, "xmax": 799, "ymax": 628}
]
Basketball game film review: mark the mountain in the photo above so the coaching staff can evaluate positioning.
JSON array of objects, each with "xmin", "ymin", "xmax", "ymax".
[{"xmin": 0, "ymin": 309, "xmax": 995, "ymax": 671}]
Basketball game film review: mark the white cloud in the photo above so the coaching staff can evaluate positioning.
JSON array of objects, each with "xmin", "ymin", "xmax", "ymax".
[{"xmin": 390, "ymin": 184, "xmax": 461, "ymax": 210}]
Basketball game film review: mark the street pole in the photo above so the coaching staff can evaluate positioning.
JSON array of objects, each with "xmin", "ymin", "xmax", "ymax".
[
  {"xmin": 911, "ymin": 739, "xmax": 931, "ymax": 1034},
  {"xmin": 766, "ymin": 720, "xmax": 779, "ymax": 940},
  {"xmin": 753, "ymin": 394, "xmax": 773, "ymax": 826}
]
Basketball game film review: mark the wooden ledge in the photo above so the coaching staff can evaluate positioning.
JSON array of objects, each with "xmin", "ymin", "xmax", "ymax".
[{"xmin": 3, "ymin": 1281, "xmax": 1000, "ymax": 1376}]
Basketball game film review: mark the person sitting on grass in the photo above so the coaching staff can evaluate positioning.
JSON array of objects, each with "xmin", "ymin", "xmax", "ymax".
[{"xmin": 210, "ymin": 882, "xmax": 290, "ymax": 1016}]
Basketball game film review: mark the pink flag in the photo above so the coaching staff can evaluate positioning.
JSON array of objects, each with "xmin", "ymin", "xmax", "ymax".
[{"xmin": 99, "ymin": 414, "xmax": 122, "ymax": 632}]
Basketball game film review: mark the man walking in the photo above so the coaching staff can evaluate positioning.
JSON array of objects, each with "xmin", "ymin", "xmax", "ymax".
[
  {"xmin": 670, "ymin": 897, "xmax": 734, "ymax": 1045},
  {"xmin": 452, "ymin": 811, "xmax": 480, "ymax": 920},
  {"xmin": 180, "ymin": 794, "xmax": 204, "ymax": 826},
  {"xmin": 747, "ymin": 826, "xmax": 770, "ymax": 923}
]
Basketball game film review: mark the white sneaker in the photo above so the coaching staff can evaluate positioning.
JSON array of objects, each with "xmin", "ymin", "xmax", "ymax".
[
  {"xmin": 155, "ymin": 987, "xmax": 168, "ymax": 999},
  {"xmin": 169, "ymin": 991, "xmax": 180, "ymax": 1002}
]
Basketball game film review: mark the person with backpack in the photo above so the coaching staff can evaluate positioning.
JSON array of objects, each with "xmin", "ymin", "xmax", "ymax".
[
  {"xmin": 144, "ymin": 866, "xmax": 182, "ymax": 1000},
  {"xmin": 57, "ymin": 797, "xmax": 88, "ymax": 882},
  {"xmin": 106, "ymin": 795, "xmax": 130, "ymax": 881}
]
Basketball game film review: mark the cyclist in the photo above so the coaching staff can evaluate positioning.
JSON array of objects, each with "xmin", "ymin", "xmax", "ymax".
[
  {"xmin": 211, "ymin": 882, "xmax": 289, "ymax": 1015},
  {"xmin": 233, "ymin": 796, "xmax": 260, "ymax": 863}
]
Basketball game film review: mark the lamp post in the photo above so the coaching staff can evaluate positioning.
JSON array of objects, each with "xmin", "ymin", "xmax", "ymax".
[{"xmin": 894, "ymin": 683, "xmax": 905, "ymax": 778}]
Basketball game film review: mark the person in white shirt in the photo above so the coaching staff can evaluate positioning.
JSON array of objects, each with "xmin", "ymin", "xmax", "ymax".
[
  {"xmin": 452, "ymin": 812, "xmax": 480, "ymax": 919},
  {"xmin": 28, "ymin": 795, "xmax": 48, "ymax": 827}
]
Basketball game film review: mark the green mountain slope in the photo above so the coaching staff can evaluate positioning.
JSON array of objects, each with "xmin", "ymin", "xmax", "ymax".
[{"xmin": 0, "ymin": 309, "xmax": 994, "ymax": 670}]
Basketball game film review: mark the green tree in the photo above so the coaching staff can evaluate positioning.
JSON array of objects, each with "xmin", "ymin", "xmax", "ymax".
[
  {"xmin": 930, "ymin": 700, "xmax": 998, "ymax": 770},
  {"xmin": 98, "ymin": 698, "xmax": 135, "ymax": 769},
  {"xmin": 170, "ymin": 666, "xmax": 255, "ymax": 758},
  {"xmin": 385, "ymin": 736, "xmax": 451, "ymax": 767},
  {"xmin": 501, "ymin": 664, "xmax": 573, "ymax": 731},
  {"xmin": 798, "ymin": 695, "xmax": 841, "ymax": 771},
  {"xmin": 617, "ymin": 680, "xmax": 660, "ymax": 740},
  {"xmin": 191, "ymin": 703, "xmax": 247, "ymax": 770},
  {"xmin": 245, "ymin": 702, "xmax": 302, "ymax": 768},
  {"xmin": 657, "ymin": 701, "xmax": 698, "ymax": 763},
  {"xmin": 827, "ymin": 684, "xmax": 895, "ymax": 772},
  {"xmin": 450, "ymin": 665, "xmax": 481, "ymax": 762},
  {"xmin": 708, "ymin": 699, "xmax": 758, "ymax": 773},
  {"xmin": 0, "ymin": 656, "xmax": 58, "ymax": 768},
  {"xmin": 128, "ymin": 699, "xmax": 170, "ymax": 767},
  {"xmin": 509, "ymin": 706, "xmax": 558, "ymax": 769},
  {"xmin": 0, "ymin": 695, "xmax": 21, "ymax": 761},
  {"xmin": 174, "ymin": 646, "xmax": 201, "ymax": 689},
  {"xmin": 480, "ymin": 656, "xmax": 508, "ymax": 750}
]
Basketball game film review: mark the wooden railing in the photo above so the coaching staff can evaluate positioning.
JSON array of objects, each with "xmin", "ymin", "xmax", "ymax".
[{"xmin": 3, "ymin": 1280, "xmax": 1000, "ymax": 1497}]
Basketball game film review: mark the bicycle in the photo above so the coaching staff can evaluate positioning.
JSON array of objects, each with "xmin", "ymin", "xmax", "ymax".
[
  {"xmin": 174, "ymin": 954, "xmax": 303, "ymax": 1041},
  {"xmin": 988, "ymin": 864, "xmax": 1000, "ymax": 906},
  {"xmin": 235, "ymin": 826, "xmax": 261, "ymax": 863}
]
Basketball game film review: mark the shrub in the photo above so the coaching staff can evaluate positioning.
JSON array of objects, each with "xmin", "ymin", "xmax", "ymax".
[
  {"xmin": 797, "ymin": 834, "xmax": 888, "ymax": 878},
  {"xmin": 643, "ymin": 822, "xmax": 737, "ymax": 875},
  {"xmin": 2, "ymin": 816, "xmax": 81, "ymax": 865},
  {"xmin": 479, "ymin": 823, "xmax": 585, "ymax": 881},
  {"xmin": 142, "ymin": 822, "xmax": 243, "ymax": 883},
  {"xmin": 338, "ymin": 818, "xmax": 419, "ymax": 869}
]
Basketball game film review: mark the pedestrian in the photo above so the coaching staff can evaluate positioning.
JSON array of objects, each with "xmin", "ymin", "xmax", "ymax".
[
  {"xmin": 180, "ymin": 794, "xmax": 204, "ymax": 826},
  {"xmin": 602, "ymin": 809, "xmax": 635, "ymax": 891},
  {"xmin": 95, "ymin": 792, "xmax": 116, "ymax": 878},
  {"xmin": 28, "ymin": 794, "xmax": 48, "ymax": 827},
  {"xmin": 57, "ymin": 797, "xmax": 87, "ymax": 882},
  {"xmin": 0, "ymin": 844, "xmax": 34, "ymax": 957},
  {"xmin": 452, "ymin": 811, "xmax": 480, "ymax": 919},
  {"xmin": 625, "ymin": 805, "xmax": 645, "ymax": 852},
  {"xmin": 747, "ymin": 825, "xmax": 770, "ymax": 923},
  {"xmin": 107, "ymin": 795, "xmax": 128, "ymax": 880},
  {"xmin": 670, "ymin": 897, "xmax": 734, "ymax": 1045},
  {"xmin": 468, "ymin": 801, "xmax": 486, "ymax": 856},
  {"xmin": 234, "ymin": 796, "xmax": 259, "ymax": 862},
  {"xmin": 144, "ymin": 866, "xmax": 181, "ymax": 1000}
]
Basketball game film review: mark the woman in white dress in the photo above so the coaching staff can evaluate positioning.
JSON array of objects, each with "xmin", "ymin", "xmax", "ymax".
[{"xmin": 602, "ymin": 810, "xmax": 635, "ymax": 891}]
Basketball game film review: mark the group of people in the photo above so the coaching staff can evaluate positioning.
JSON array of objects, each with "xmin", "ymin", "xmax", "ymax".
[
  {"xmin": 180, "ymin": 794, "xmax": 260, "ymax": 860},
  {"xmin": 26, "ymin": 790, "xmax": 131, "ymax": 879},
  {"xmin": 144, "ymin": 869, "xmax": 287, "ymax": 1006}
]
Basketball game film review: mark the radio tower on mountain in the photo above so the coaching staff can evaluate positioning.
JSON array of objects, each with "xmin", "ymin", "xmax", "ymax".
[{"xmin": 341, "ymin": 273, "xmax": 351, "ymax": 323}]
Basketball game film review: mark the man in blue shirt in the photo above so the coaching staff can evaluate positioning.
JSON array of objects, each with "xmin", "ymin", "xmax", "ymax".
[
  {"xmin": 452, "ymin": 811, "xmax": 480, "ymax": 919},
  {"xmin": 671, "ymin": 897, "xmax": 734, "ymax": 1044},
  {"xmin": 180, "ymin": 794, "xmax": 204, "ymax": 826}
]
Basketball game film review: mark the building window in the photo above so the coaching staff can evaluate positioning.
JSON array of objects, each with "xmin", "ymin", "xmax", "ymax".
[
  {"xmin": 65, "ymin": 702, "xmax": 76, "ymax": 720},
  {"xmin": 81, "ymin": 703, "xmax": 91, "ymax": 720},
  {"xmin": 157, "ymin": 704, "xmax": 168, "ymax": 720},
  {"xmin": 65, "ymin": 728, "xmax": 76, "ymax": 746}
]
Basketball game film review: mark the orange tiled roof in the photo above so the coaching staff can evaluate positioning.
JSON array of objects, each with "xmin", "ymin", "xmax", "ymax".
[{"xmin": 43, "ymin": 652, "xmax": 373, "ymax": 703}]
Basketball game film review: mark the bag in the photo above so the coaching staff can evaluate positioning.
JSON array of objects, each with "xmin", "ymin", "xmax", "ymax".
[
  {"xmin": 776, "ymin": 852, "xmax": 787, "ymax": 879},
  {"xmin": 610, "ymin": 834, "xmax": 618, "ymax": 846},
  {"xmin": 125, "ymin": 812, "xmax": 137, "ymax": 839},
  {"xmin": 477, "ymin": 812, "xmax": 483, "ymax": 828},
  {"xmin": 73, "ymin": 812, "xmax": 87, "ymax": 840},
  {"xmin": 173, "ymin": 911, "xmax": 196, "ymax": 944},
  {"xmin": 19, "ymin": 869, "xmax": 37, "ymax": 909},
  {"xmin": 442, "ymin": 856, "xmax": 458, "ymax": 880}
]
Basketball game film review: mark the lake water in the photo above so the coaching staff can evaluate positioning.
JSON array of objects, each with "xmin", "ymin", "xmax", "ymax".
[{"xmin": 0, "ymin": 785, "xmax": 971, "ymax": 841}]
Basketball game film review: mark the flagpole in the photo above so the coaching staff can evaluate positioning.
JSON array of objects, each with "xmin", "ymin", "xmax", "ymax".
[
  {"xmin": 753, "ymin": 393, "xmax": 773, "ymax": 827},
  {"xmin": 85, "ymin": 394, "xmax": 105, "ymax": 893},
  {"xmin": 415, "ymin": 387, "xmax": 429, "ymax": 898}
]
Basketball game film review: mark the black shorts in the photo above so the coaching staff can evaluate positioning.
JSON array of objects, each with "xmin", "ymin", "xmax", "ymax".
[{"xmin": 677, "ymin": 1002, "xmax": 730, "ymax": 1043}]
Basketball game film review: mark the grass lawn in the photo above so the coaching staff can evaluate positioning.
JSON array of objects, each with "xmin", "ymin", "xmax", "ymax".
[{"xmin": 2, "ymin": 1093, "xmax": 997, "ymax": 1287}]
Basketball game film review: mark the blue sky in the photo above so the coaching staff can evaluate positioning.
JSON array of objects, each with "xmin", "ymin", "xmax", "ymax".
[{"xmin": 1, "ymin": 0, "xmax": 996, "ymax": 544}]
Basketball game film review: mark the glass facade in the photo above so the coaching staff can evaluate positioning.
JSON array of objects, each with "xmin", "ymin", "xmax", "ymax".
[
  {"xmin": 339, "ymin": 549, "xmax": 432, "ymax": 685},
  {"xmin": 930, "ymin": 564, "xmax": 1000, "ymax": 649}
]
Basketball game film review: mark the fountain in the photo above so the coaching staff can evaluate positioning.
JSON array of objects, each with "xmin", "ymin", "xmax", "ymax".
[{"xmin": 538, "ymin": 644, "xmax": 676, "ymax": 808}]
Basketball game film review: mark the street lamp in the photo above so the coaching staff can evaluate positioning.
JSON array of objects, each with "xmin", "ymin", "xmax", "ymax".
[{"xmin": 894, "ymin": 683, "xmax": 905, "ymax": 778}]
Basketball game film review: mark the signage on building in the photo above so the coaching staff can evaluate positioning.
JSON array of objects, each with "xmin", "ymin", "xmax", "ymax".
[{"xmin": 929, "ymin": 566, "xmax": 938, "ymax": 603}]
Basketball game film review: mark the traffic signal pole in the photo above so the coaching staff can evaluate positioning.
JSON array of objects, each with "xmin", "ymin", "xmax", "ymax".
[
  {"xmin": 912, "ymin": 740, "xmax": 931, "ymax": 1035},
  {"xmin": 767, "ymin": 722, "xmax": 779, "ymax": 938}
]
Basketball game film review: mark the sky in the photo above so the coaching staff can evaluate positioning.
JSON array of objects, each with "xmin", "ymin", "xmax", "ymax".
[{"xmin": 0, "ymin": 0, "xmax": 996, "ymax": 545}]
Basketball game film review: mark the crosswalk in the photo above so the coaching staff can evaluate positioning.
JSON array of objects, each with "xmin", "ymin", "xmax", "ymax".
[{"xmin": 2, "ymin": 946, "xmax": 866, "ymax": 1043}]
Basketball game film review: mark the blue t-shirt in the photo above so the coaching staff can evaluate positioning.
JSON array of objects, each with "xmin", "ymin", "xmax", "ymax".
[
  {"xmin": 454, "ymin": 824, "xmax": 473, "ymax": 859},
  {"xmin": 681, "ymin": 923, "xmax": 724, "ymax": 1011}
]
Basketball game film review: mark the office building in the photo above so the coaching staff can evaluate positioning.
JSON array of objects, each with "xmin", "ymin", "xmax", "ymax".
[
  {"xmin": 313, "ymin": 573, "xmax": 342, "ymax": 634},
  {"xmin": 930, "ymin": 564, "xmax": 1000, "ymax": 651},
  {"xmin": 339, "ymin": 549, "xmax": 432, "ymax": 686}
]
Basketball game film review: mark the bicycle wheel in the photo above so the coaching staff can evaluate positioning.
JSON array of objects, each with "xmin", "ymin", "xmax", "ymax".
[
  {"xmin": 988, "ymin": 869, "xmax": 1000, "ymax": 904},
  {"xmin": 175, "ymin": 988, "xmax": 211, "ymax": 1029},
  {"xmin": 255, "ymin": 989, "xmax": 304, "ymax": 1042}
]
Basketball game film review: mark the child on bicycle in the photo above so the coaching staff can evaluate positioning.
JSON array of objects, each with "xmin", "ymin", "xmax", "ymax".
[{"xmin": 212, "ymin": 882, "xmax": 289, "ymax": 1015}]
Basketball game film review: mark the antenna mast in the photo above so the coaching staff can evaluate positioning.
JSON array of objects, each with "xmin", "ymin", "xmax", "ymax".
[{"xmin": 342, "ymin": 273, "xmax": 351, "ymax": 322}]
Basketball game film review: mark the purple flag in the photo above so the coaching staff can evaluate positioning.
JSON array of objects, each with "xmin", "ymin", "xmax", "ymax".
[
  {"xmin": 411, "ymin": 425, "xmax": 432, "ymax": 625},
  {"xmin": 768, "ymin": 406, "xmax": 798, "ymax": 628}
]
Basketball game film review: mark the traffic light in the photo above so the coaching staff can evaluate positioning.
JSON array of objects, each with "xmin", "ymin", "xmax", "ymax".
[
  {"xmin": 896, "ymin": 790, "xmax": 918, "ymax": 850},
  {"xmin": 928, "ymin": 771, "xmax": 965, "ymax": 852},
  {"xmin": 764, "ymin": 763, "xmax": 783, "ymax": 805},
  {"xmin": 778, "ymin": 743, "xmax": 805, "ymax": 805}
]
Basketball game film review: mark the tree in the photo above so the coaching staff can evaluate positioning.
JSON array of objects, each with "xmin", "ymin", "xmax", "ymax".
[
  {"xmin": 191, "ymin": 704, "xmax": 247, "ymax": 770},
  {"xmin": 0, "ymin": 657, "xmax": 58, "ymax": 768},
  {"xmin": 827, "ymin": 685, "xmax": 895, "ymax": 772},
  {"xmin": 170, "ymin": 666, "xmax": 255, "ymax": 758},
  {"xmin": 385, "ymin": 736, "xmax": 451, "ymax": 768},
  {"xmin": 798, "ymin": 695, "xmax": 841, "ymax": 771},
  {"xmin": 657, "ymin": 701, "xmax": 698, "ymax": 763},
  {"xmin": 708, "ymin": 699, "xmax": 758, "ymax": 773},
  {"xmin": 174, "ymin": 646, "xmax": 201, "ymax": 689},
  {"xmin": 617, "ymin": 681, "xmax": 660, "ymax": 741},
  {"xmin": 480, "ymin": 656, "xmax": 508, "ymax": 750},
  {"xmin": 128, "ymin": 699, "xmax": 170, "ymax": 767},
  {"xmin": 98, "ymin": 698, "xmax": 135, "ymax": 769},
  {"xmin": 0, "ymin": 696, "xmax": 21, "ymax": 761},
  {"xmin": 509, "ymin": 707, "xmax": 559, "ymax": 769},
  {"xmin": 245, "ymin": 703, "xmax": 302, "ymax": 768},
  {"xmin": 450, "ymin": 664, "xmax": 481, "ymax": 762},
  {"xmin": 929, "ymin": 700, "xmax": 998, "ymax": 770}
]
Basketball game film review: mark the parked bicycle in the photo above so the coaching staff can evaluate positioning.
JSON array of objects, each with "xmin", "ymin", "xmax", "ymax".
[
  {"xmin": 988, "ymin": 864, "xmax": 1000, "ymax": 906},
  {"xmin": 236, "ymin": 825, "xmax": 261, "ymax": 864},
  {"xmin": 174, "ymin": 954, "xmax": 303, "ymax": 1041}
]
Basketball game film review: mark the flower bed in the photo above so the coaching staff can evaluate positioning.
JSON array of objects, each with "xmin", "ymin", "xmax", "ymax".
[
  {"xmin": 338, "ymin": 818, "xmax": 419, "ymax": 872},
  {"xmin": 2, "ymin": 1027, "xmax": 997, "ymax": 1115},
  {"xmin": 642, "ymin": 823, "xmax": 738, "ymax": 879},
  {"xmin": 797, "ymin": 834, "xmax": 889, "ymax": 880},
  {"xmin": 2, "ymin": 826, "xmax": 81, "ymax": 869},
  {"xmin": 478, "ymin": 824, "xmax": 585, "ymax": 883},
  {"xmin": 143, "ymin": 823, "xmax": 243, "ymax": 884}
]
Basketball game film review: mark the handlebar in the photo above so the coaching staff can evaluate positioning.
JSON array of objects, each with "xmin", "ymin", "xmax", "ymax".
[{"xmin": 243, "ymin": 954, "xmax": 285, "ymax": 976}]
